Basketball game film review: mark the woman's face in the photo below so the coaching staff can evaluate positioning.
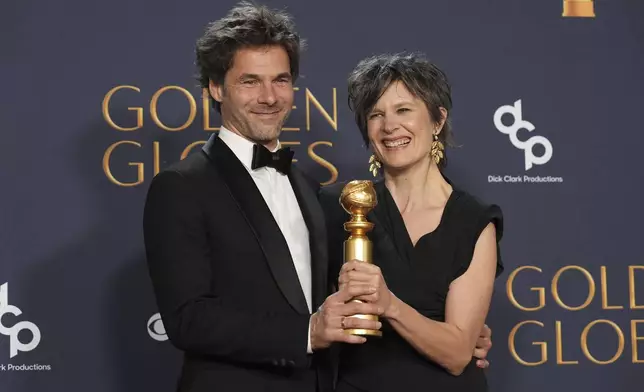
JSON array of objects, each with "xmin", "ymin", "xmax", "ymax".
[{"xmin": 366, "ymin": 80, "xmax": 444, "ymax": 172}]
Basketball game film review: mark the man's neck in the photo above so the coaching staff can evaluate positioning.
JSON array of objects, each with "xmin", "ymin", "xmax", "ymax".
[{"xmin": 221, "ymin": 122, "xmax": 279, "ymax": 151}]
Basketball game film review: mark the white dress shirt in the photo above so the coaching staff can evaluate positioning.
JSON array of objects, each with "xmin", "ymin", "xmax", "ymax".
[{"xmin": 217, "ymin": 127, "xmax": 314, "ymax": 353}]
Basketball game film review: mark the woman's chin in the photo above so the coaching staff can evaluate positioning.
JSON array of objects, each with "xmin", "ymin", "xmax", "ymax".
[
  {"xmin": 382, "ymin": 159, "xmax": 412, "ymax": 173},
  {"xmin": 381, "ymin": 155, "xmax": 429, "ymax": 174}
]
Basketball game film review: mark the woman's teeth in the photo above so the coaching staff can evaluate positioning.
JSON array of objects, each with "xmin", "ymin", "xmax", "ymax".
[{"xmin": 383, "ymin": 138, "xmax": 410, "ymax": 148}]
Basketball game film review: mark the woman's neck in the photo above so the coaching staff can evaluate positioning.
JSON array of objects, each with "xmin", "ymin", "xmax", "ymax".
[{"xmin": 384, "ymin": 157, "xmax": 451, "ymax": 213}]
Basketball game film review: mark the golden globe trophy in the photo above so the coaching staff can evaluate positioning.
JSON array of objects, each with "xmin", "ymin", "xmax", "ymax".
[
  {"xmin": 339, "ymin": 180, "xmax": 382, "ymax": 337},
  {"xmin": 562, "ymin": 0, "xmax": 595, "ymax": 17}
]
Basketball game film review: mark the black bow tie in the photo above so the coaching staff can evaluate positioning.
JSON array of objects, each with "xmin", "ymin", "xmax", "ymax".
[{"xmin": 251, "ymin": 144, "xmax": 294, "ymax": 174}]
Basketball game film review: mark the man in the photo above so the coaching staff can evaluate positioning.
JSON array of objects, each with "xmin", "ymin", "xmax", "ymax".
[
  {"xmin": 143, "ymin": 3, "xmax": 382, "ymax": 391},
  {"xmin": 143, "ymin": 2, "xmax": 492, "ymax": 392}
]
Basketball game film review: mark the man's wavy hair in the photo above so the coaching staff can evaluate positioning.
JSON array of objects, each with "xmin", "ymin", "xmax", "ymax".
[
  {"xmin": 195, "ymin": 1, "xmax": 305, "ymax": 113},
  {"xmin": 347, "ymin": 52, "xmax": 455, "ymax": 168}
]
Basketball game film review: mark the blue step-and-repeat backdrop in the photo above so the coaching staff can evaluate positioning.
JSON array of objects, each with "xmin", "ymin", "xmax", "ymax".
[{"xmin": 1, "ymin": 0, "xmax": 642, "ymax": 391}]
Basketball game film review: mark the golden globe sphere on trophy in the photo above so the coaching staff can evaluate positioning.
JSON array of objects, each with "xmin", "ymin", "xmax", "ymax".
[{"xmin": 339, "ymin": 180, "xmax": 382, "ymax": 337}]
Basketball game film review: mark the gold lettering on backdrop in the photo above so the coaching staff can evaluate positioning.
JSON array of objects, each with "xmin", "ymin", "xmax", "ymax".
[
  {"xmin": 153, "ymin": 141, "xmax": 160, "ymax": 176},
  {"xmin": 506, "ymin": 265, "xmax": 644, "ymax": 366},
  {"xmin": 551, "ymin": 266, "xmax": 595, "ymax": 311},
  {"xmin": 150, "ymin": 86, "xmax": 197, "ymax": 132},
  {"xmin": 306, "ymin": 88, "xmax": 337, "ymax": 131},
  {"xmin": 506, "ymin": 266, "xmax": 545, "ymax": 311},
  {"xmin": 508, "ymin": 319, "xmax": 641, "ymax": 365},
  {"xmin": 181, "ymin": 141, "xmax": 207, "ymax": 161},
  {"xmin": 630, "ymin": 266, "xmax": 644, "ymax": 309},
  {"xmin": 601, "ymin": 266, "xmax": 623, "ymax": 310},
  {"xmin": 102, "ymin": 141, "xmax": 144, "ymax": 186},
  {"xmin": 555, "ymin": 321, "xmax": 579, "ymax": 364},
  {"xmin": 282, "ymin": 87, "xmax": 300, "ymax": 131},
  {"xmin": 102, "ymin": 85, "xmax": 143, "ymax": 131},
  {"xmin": 308, "ymin": 141, "xmax": 339, "ymax": 186},
  {"xmin": 508, "ymin": 321, "xmax": 547, "ymax": 366},
  {"xmin": 632, "ymin": 320, "xmax": 644, "ymax": 364},
  {"xmin": 102, "ymin": 85, "xmax": 343, "ymax": 187},
  {"xmin": 201, "ymin": 88, "xmax": 219, "ymax": 131},
  {"xmin": 580, "ymin": 320, "xmax": 624, "ymax": 365}
]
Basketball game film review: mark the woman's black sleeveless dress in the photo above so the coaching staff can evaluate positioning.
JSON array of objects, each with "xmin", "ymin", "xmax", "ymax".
[{"xmin": 318, "ymin": 179, "xmax": 504, "ymax": 392}]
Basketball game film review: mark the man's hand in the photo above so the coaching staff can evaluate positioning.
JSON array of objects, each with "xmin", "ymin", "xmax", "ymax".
[
  {"xmin": 310, "ymin": 284, "xmax": 384, "ymax": 351},
  {"xmin": 474, "ymin": 324, "xmax": 492, "ymax": 368}
]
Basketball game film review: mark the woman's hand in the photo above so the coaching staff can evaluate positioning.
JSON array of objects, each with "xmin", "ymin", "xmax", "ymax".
[{"xmin": 338, "ymin": 260, "xmax": 396, "ymax": 318}]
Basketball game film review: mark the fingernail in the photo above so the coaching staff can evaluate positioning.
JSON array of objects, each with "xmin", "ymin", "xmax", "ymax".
[
  {"xmin": 370, "ymin": 287, "xmax": 377, "ymax": 292},
  {"xmin": 376, "ymin": 322, "xmax": 382, "ymax": 328}
]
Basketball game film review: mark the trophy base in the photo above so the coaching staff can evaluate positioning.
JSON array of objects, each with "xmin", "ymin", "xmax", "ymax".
[
  {"xmin": 344, "ymin": 328, "xmax": 383, "ymax": 337},
  {"xmin": 343, "ymin": 312, "xmax": 383, "ymax": 337}
]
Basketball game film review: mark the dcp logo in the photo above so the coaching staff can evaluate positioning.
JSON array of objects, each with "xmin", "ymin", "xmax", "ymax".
[
  {"xmin": 0, "ymin": 282, "xmax": 41, "ymax": 358},
  {"xmin": 147, "ymin": 313, "xmax": 168, "ymax": 342},
  {"xmin": 493, "ymin": 99, "xmax": 553, "ymax": 170}
]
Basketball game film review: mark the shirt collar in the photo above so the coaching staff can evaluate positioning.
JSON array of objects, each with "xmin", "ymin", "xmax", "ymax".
[{"xmin": 217, "ymin": 126, "xmax": 281, "ymax": 171}]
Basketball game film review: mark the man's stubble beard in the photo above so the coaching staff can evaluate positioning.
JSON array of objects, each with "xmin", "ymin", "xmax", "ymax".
[
  {"xmin": 251, "ymin": 108, "xmax": 292, "ymax": 143},
  {"xmin": 221, "ymin": 101, "xmax": 293, "ymax": 145}
]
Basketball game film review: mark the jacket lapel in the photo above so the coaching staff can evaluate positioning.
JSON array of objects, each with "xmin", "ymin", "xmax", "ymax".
[
  {"xmin": 288, "ymin": 167, "xmax": 328, "ymax": 311},
  {"xmin": 202, "ymin": 136, "xmax": 310, "ymax": 315}
]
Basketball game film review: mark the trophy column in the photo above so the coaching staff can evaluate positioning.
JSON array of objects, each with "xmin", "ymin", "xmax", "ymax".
[{"xmin": 340, "ymin": 180, "xmax": 382, "ymax": 337}]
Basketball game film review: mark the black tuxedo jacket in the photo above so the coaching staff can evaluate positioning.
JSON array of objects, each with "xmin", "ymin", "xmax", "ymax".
[{"xmin": 143, "ymin": 135, "xmax": 334, "ymax": 392}]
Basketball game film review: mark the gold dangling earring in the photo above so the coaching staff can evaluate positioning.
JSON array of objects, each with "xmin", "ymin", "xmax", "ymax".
[
  {"xmin": 368, "ymin": 154, "xmax": 381, "ymax": 177},
  {"xmin": 431, "ymin": 133, "xmax": 444, "ymax": 165}
]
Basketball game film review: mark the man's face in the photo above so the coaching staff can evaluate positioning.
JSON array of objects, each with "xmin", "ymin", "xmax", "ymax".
[{"xmin": 210, "ymin": 45, "xmax": 294, "ymax": 150}]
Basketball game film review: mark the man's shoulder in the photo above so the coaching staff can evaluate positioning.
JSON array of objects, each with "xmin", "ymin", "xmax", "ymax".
[
  {"xmin": 167, "ymin": 149, "xmax": 210, "ymax": 172},
  {"xmin": 316, "ymin": 180, "xmax": 352, "ymax": 217},
  {"xmin": 318, "ymin": 181, "xmax": 347, "ymax": 199},
  {"xmin": 148, "ymin": 150, "xmax": 214, "ymax": 188}
]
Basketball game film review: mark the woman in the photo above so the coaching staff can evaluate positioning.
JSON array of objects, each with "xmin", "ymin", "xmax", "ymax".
[{"xmin": 319, "ymin": 53, "xmax": 504, "ymax": 392}]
